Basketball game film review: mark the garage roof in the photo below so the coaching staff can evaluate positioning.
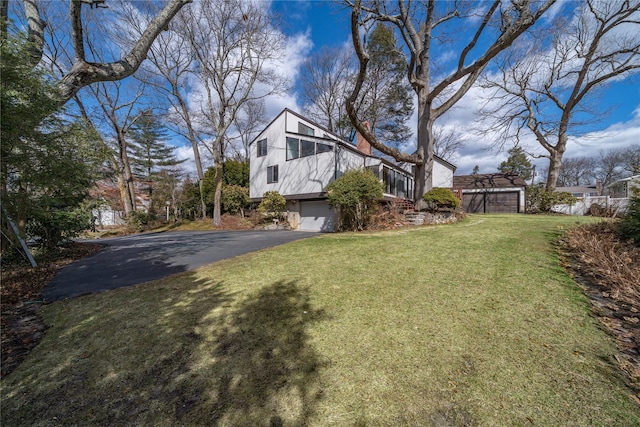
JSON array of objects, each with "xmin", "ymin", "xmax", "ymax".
[{"xmin": 453, "ymin": 173, "xmax": 527, "ymax": 189}]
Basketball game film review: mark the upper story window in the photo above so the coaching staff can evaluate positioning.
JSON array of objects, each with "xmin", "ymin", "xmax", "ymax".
[
  {"xmin": 316, "ymin": 142, "xmax": 333, "ymax": 154},
  {"xmin": 286, "ymin": 137, "xmax": 333, "ymax": 160},
  {"xmin": 267, "ymin": 165, "xmax": 278, "ymax": 183},
  {"xmin": 257, "ymin": 139, "xmax": 267, "ymax": 157},
  {"xmin": 298, "ymin": 122, "xmax": 315, "ymax": 136}
]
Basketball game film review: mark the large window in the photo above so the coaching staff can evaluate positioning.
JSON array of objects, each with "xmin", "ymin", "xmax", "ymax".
[
  {"xmin": 298, "ymin": 122, "xmax": 315, "ymax": 136},
  {"xmin": 316, "ymin": 142, "xmax": 333, "ymax": 154},
  {"xmin": 257, "ymin": 139, "xmax": 267, "ymax": 157},
  {"xmin": 286, "ymin": 137, "xmax": 333, "ymax": 160},
  {"xmin": 286, "ymin": 137, "xmax": 299, "ymax": 160},
  {"xmin": 267, "ymin": 165, "xmax": 278, "ymax": 183},
  {"xmin": 301, "ymin": 139, "xmax": 315, "ymax": 157}
]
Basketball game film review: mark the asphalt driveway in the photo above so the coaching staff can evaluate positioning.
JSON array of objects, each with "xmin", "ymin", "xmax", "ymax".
[{"xmin": 43, "ymin": 230, "xmax": 317, "ymax": 302}]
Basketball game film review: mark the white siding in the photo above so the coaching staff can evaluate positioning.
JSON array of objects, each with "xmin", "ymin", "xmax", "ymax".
[{"xmin": 433, "ymin": 160, "xmax": 454, "ymax": 188}]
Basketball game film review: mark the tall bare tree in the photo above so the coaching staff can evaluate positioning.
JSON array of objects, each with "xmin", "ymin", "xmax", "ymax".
[
  {"xmin": 345, "ymin": 0, "xmax": 556, "ymax": 199},
  {"xmin": 478, "ymin": 0, "xmax": 640, "ymax": 190},
  {"xmin": 432, "ymin": 126, "xmax": 466, "ymax": 164},
  {"xmin": 556, "ymin": 156, "xmax": 597, "ymax": 186},
  {"xmin": 228, "ymin": 99, "xmax": 268, "ymax": 162},
  {"xmin": 182, "ymin": 0, "xmax": 288, "ymax": 225},
  {"xmin": 300, "ymin": 45, "xmax": 356, "ymax": 139},
  {"xmin": 118, "ymin": 2, "xmax": 210, "ymax": 219}
]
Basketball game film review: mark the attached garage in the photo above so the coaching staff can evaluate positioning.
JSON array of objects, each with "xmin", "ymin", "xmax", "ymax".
[
  {"xmin": 454, "ymin": 173, "xmax": 527, "ymax": 214},
  {"xmin": 299, "ymin": 200, "xmax": 335, "ymax": 232}
]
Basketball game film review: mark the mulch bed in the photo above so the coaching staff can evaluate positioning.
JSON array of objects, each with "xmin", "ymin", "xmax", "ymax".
[{"xmin": 560, "ymin": 222, "xmax": 640, "ymax": 399}]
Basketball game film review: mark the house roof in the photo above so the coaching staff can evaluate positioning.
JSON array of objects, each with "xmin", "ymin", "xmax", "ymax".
[
  {"xmin": 555, "ymin": 186, "xmax": 597, "ymax": 194},
  {"xmin": 453, "ymin": 173, "xmax": 527, "ymax": 189},
  {"xmin": 251, "ymin": 108, "xmax": 456, "ymax": 172}
]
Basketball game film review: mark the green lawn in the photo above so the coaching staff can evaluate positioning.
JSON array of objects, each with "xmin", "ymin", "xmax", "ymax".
[{"xmin": 2, "ymin": 215, "xmax": 638, "ymax": 426}]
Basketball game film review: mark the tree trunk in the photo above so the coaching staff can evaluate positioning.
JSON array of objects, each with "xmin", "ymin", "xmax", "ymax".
[
  {"xmin": 117, "ymin": 132, "xmax": 137, "ymax": 213},
  {"xmin": 212, "ymin": 141, "xmax": 223, "ymax": 226},
  {"xmin": 414, "ymin": 89, "xmax": 435, "ymax": 199},
  {"xmin": 544, "ymin": 134, "xmax": 567, "ymax": 191}
]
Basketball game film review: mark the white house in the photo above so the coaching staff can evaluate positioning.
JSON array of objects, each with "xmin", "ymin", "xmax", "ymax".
[
  {"xmin": 249, "ymin": 109, "xmax": 456, "ymax": 232},
  {"xmin": 606, "ymin": 174, "xmax": 640, "ymax": 198}
]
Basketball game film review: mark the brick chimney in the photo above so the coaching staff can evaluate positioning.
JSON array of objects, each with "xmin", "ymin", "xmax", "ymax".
[
  {"xmin": 356, "ymin": 121, "xmax": 372, "ymax": 155},
  {"xmin": 596, "ymin": 180, "xmax": 602, "ymax": 196}
]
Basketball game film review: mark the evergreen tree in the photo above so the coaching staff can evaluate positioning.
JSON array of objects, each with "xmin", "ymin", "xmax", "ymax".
[
  {"xmin": 129, "ymin": 114, "xmax": 180, "ymax": 180},
  {"xmin": 362, "ymin": 23, "xmax": 413, "ymax": 148},
  {"xmin": 1, "ymin": 32, "xmax": 101, "ymax": 249},
  {"xmin": 472, "ymin": 165, "xmax": 480, "ymax": 175},
  {"xmin": 128, "ymin": 114, "xmax": 184, "ymax": 211},
  {"xmin": 498, "ymin": 147, "xmax": 534, "ymax": 182}
]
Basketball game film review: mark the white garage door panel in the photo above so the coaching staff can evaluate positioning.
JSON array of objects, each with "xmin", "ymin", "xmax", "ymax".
[{"xmin": 299, "ymin": 201, "xmax": 334, "ymax": 232}]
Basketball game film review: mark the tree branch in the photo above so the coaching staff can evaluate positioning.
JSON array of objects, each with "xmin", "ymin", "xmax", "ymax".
[{"xmin": 57, "ymin": 0, "xmax": 192, "ymax": 104}]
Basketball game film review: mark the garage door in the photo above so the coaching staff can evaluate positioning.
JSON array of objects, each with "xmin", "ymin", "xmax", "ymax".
[
  {"xmin": 462, "ymin": 192, "xmax": 520, "ymax": 214},
  {"xmin": 299, "ymin": 201, "xmax": 335, "ymax": 232}
]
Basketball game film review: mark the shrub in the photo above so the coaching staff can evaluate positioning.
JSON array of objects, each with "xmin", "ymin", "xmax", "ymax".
[
  {"xmin": 26, "ymin": 207, "xmax": 92, "ymax": 248},
  {"xmin": 258, "ymin": 191, "xmax": 287, "ymax": 221},
  {"xmin": 526, "ymin": 184, "xmax": 577, "ymax": 214},
  {"xmin": 619, "ymin": 187, "xmax": 640, "ymax": 246},
  {"xmin": 326, "ymin": 169, "xmax": 383, "ymax": 231},
  {"xmin": 421, "ymin": 188, "xmax": 460, "ymax": 212},
  {"xmin": 125, "ymin": 210, "xmax": 157, "ymax": 232},
  {"xmin": 222, "ymin": 185, "xmax": 250, "ymax": 217}
]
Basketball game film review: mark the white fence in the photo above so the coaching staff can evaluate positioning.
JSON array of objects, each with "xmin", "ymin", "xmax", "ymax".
[{"xmin": 553, "ymin": 196, "xmax": 629, "ymax": 216}]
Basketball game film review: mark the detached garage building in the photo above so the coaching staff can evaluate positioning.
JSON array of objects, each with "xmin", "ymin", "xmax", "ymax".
[{"xmin": 453, "ymin": 173, "xmax": 526, "ymax": 214}]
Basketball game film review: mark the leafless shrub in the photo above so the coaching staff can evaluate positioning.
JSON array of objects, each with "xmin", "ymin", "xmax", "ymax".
[{"xmin": 563, "ymin": 222, "xmax": 640, "ymax": 305}]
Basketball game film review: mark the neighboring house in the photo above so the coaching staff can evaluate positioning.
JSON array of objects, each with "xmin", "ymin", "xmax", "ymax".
[
  {"xmin": 91, "ymin": 180, "xmax": 151, "ymax": 227},
  {"xmin": 555, "ymin": 184, "xmax": 602, "ymax": 198},
  {"xmin": 453, "ymin": 173, "xmax": 526, "ymax": 214},
  {"xmin": 249, "ymin": 108, "xmax": 456, "ymax": 231},
  {"xmin": 606, "ymin": 174, "xmax": 640, "ymax": 198}
]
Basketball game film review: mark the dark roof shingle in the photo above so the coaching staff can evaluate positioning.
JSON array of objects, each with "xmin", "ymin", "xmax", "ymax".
[{"xmin": 453, "ymin": 173, "xmax": 527, "ymax": 189}]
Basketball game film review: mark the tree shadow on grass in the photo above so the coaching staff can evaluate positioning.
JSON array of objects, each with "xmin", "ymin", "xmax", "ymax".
[
  {"xmin": 1, "ymin": 276, "xmax": 327, "ymax": 427},
  {"xmin": 201, "ymin": 280, "xmax": 327, "ymax": 426}
]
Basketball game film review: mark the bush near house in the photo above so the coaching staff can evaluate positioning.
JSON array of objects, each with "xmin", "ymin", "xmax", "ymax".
[
  {"xmin": 526, "ymin": 184, "xmax": 577, "ymax": 214},
  {"xmin": 421, "ymin": 188, "xmax": 460, "ymax": 212},
  {"xmin": 258, "ymin": 191, "xmax": 287, "ymax": 222},
  {"xmin": 222, "ymin": 185, "xmax": 250, "ymax": 217},
  {"xmin": 619, "ymin": 187, "xmax": 640, "ymax": 246},
  {"xmin": 326, "ymin": 169, "xmax": 384, "ymax": 231}
]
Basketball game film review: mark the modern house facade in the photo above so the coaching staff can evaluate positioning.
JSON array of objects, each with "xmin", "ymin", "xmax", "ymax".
[{"xmin": 250, "ymin": 109, "xmax": 456, "ymax": 231}]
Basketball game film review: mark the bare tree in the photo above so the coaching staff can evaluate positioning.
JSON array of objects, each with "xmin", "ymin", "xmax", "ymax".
[
  {"xmin": 228, "ymin": 99, "xmax": 268, "ymax": 162},
  {"xmin": 182, "ymin": 0, "xmax": 288, "ymax": 225},
  {"xmin": 556, "ymin": 156, "xmax": 597, "ymax": 186},
  {"xmin": 17, "ymin": 0, "xmax": 191, "ymax": 105},
  {"xmin": 432, "ymin": 126, "xmax": 466, "ymax": 164},
  {"xmin": 118, "ymin": 3, "xmax": 210, "ymax": 219},
  {"xmin": 300, "ymin": 45, "xmax": 356, "ymax": 139},
  {"xmin": 345, "ymin": 0, "xmax": 556, "ymax": 199},
  {"xmin": 478, "ymin": 0, "xmax": 640, "ymax": 191},
  {"xmin": 593, "ymin": 144, "xmax": 640, "ymax": 186},
  {"xmin": 37, "ymin": 1, "xmax": 148, "ymax": 215}
]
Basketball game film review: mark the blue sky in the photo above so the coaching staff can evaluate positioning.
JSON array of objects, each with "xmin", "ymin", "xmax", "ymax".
[{"xmin": 262, "ymin": 0, "xmax": 640, "ymax": 177}]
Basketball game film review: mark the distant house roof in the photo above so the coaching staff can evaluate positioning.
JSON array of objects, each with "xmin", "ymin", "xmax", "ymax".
[
  {"xmin": 555, "ymin": 186, "xmax": 597, "ymax": 194},
  {"xmin": 453, "ymin": 173, "xmax": 526, "ymax": 189}
]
